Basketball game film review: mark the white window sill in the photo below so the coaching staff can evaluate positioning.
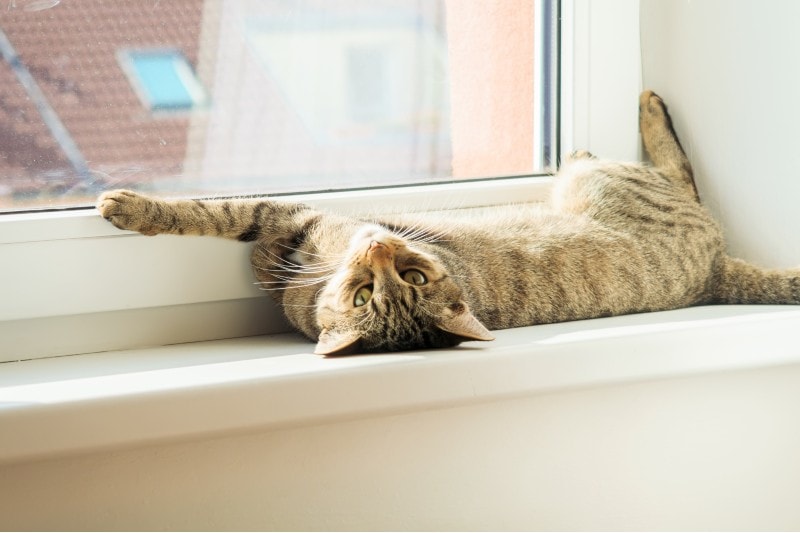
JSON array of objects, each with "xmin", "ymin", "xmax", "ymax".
[{"xmin": 2, "ymin": 304, "xmax": 800, "ymax": 465}]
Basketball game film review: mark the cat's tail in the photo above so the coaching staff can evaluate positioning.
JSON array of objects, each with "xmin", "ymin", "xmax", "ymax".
[
  {"xmin": 639, "ymin": 90, "xmax": 700, "ymax": 202},
  {"xmin": 712, "ymin": 256, "xmax": 800, "ymax": 304}
]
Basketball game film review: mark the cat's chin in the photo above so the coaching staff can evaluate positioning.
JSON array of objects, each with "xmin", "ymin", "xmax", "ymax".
[{"xmin": 314, "ymin": 316, "xmax": 495, "ymax": 357}]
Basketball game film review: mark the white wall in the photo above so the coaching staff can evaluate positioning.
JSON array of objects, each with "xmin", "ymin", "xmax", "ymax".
[{"xmin": 640, "ymin": 0, "xmax": 800, "ymax": 268}]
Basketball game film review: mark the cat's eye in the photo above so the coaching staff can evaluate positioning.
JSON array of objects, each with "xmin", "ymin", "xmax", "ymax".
[
  {"xmin": 401, "ymin": 269, "xmax": 427, "ymax": 286},
  {"xmin": 353, "ymin": 285, "xmax": 373, "ymax": 307}
]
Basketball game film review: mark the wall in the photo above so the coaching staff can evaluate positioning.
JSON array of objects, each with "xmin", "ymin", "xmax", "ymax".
[{"xmin": 640, "ymin": 0, "xmax": 800, "ymax": 268}]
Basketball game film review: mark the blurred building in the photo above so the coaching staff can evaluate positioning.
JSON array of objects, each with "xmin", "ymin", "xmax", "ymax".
[
  {"xmin": 0, "ymin": 0, "xmax": 451, "ymax": 210},
  {"xmin": 0, "ymin": 0, "xmax": 203, "ymax": 206}
]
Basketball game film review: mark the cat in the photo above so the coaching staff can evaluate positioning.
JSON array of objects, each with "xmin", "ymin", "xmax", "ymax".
[{"xmin": 97, "ymin": 90, "xmax": 800, "ymax": 355}]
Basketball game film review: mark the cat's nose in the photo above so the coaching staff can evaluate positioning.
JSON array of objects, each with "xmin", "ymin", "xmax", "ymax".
[{"xmin": 367, "ymin": 240, "xmax": 393, "ymax": 265}]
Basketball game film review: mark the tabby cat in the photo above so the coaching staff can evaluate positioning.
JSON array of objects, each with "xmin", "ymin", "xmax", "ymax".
[{"xmin": 97, "ymin": 91, "xmax": 800, "ymax": 355}]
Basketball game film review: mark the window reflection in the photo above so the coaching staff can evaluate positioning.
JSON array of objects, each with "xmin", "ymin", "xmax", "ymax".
[
  {"xmin": 0, "ymin": 0, "xmax": 450, "ymax": 210},
  {"xmin": 0, "ymin": 0, "xmax": 547, "ymax": 212}
]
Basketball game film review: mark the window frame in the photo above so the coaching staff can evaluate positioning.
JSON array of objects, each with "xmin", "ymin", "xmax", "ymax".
[{"xmin": 0, "ymin": 0, "xmax": 643, "ymax": 363}]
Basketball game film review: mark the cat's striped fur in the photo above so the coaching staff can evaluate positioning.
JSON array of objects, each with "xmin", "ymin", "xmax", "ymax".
[{"xmin": 97, "ymin": 91, "xmax": 800, "ymax": 354}]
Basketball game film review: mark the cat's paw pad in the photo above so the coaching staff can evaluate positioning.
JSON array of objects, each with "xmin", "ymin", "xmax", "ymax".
[{"xmin": 96, "ymin": 189, "xmax": 157, "ymax": 235}]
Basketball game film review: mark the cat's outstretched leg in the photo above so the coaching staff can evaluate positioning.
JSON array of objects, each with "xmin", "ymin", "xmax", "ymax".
[
  {"xmin": 639, "ymin": 90, "xmax": 699, "ymax": 201},
  {"xmin": 97, "ymin": 189, "xmax": 316, "ymax": 242},
  {"xmin": 713, "ymin": 256, "xmax": 800, "ymax": 304}
]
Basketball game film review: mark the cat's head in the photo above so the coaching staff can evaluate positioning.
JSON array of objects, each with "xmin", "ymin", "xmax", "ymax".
[{"xmin": 313, "ymin": 226, "xmax": 494, "ymax": 355}]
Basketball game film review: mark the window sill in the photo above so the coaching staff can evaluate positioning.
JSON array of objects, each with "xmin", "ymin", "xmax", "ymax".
[{"xmin": 2, "ymin": 304, "xmax": 800, "ymax": 465}]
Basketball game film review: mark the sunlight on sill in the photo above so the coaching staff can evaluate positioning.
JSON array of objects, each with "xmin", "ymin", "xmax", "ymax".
[
  {"xmin": 535, "ymin": 307, "xmax": 800, "ymax": 344},
  {"xmin": 0, "ymin": 351, "xmax": 425, "ymax": 407}
]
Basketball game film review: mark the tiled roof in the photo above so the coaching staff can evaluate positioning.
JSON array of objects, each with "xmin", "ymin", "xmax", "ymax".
[
  {"xmin": 1, "ymin": 1, "xmax": 456, "ymax": 210},
  {"xmin": 0, "ymin": 0, "xmax": 203, "ymax": 204}
]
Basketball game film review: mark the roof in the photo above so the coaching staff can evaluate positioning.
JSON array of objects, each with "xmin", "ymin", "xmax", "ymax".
[{"xmin": 0, "ymin": 0, "xmax": 203, "ymax": 207}]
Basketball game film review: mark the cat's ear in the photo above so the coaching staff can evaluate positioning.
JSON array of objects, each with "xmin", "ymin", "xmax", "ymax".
[
  {"xmin": 436, "ymin": 303, "xmax": 495, "ymax": 342},
  {"xmin": 314, "ymin": 328, "xmax": 362, "ymax": 356}
]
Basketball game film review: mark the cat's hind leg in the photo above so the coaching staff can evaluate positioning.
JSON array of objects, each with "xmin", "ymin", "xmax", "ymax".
[
  {"xmin": 712, "ymin": 256, "xmax": 800, "ymax": 304},
  {"xmin": 563, "ymin": 150, "xmax": 596, "ymax": 162},
  {"xmin": 639, "ymin": 90, "xmax": 699, "ymax": 201}
]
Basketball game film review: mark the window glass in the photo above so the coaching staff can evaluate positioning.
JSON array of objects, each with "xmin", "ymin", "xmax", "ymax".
[{"xmin": 0, "ymin": 0, "xmax": 556, "ymax": 212}]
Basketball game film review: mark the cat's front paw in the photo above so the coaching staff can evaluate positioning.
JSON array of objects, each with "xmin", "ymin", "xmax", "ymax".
[{"xmin": 97, "ymin": 189, "xmax": 159, "ymax": 235}]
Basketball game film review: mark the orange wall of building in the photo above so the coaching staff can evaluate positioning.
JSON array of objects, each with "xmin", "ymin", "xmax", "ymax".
[{"xmin": 445, "ymin": 0, "xmax": 534, "ymax": 179}]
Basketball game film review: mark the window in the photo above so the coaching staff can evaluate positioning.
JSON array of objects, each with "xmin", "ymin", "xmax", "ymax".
[
  {"xmin": 120, "ymin": 50, "xmax": 207, "ymax": 111},
  {"xmin": 1, "ymin": 0, "xmax": 647, "ymax": 362},
  {"xmin": 0, "ymin": 0, "xmax": 558, "ymax": 212}
]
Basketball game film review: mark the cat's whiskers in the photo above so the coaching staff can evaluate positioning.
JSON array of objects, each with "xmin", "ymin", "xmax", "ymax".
[
  {"xmin": 253, "ymin": 246, "xmax": 340, "ymax": 293},
  {"xmin": 394, "ymin": 223, "xmax": 449, "ymax": 245},
  {"xmin": 255, "ymin": 282, "xmax": 328, "ymax": 292},
  {"xmin": 259, "ymin": 271, "xmax": 335, "ymax": 284},
  {"xmin": 256, "ymin": 264, "xmax": 337, "ymax": 276},
  {"xmin": 255, "ymin": 247, "xmax": 342, "ymax": 271},
  {"xmin": 256, "ymin": 244, "xmax": 340, "ymax": 263},
  {"xmin": 355, "ymin": 308, "xmax": 377, "ymax": 331},
  {"xmin": 314, "ymin": 285, "xmax": 327, "ymax": 301},
  {"xmin": 254, "ymin": 272, "xmax": 336, "ymax": 291},
  {"xmin": 413, "ymin": 235, "xmax": 450, "ymax": 245},
  {"xmin": 275, "ymin": 242, "xmax": 343, "ymax": 261}
]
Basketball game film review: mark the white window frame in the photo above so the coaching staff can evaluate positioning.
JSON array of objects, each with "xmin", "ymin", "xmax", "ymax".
[{"xmin": 0, "ymin": 0, "xmax": 642, "ymax": 363}]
